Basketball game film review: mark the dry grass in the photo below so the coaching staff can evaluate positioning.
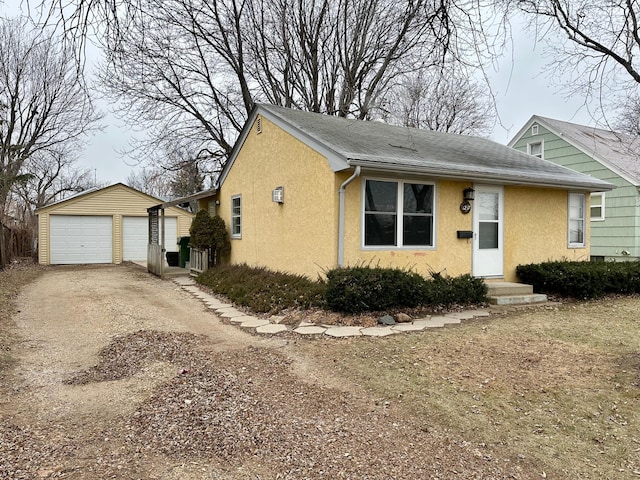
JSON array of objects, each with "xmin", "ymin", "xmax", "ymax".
[
  {"xmin": 0, "ymin": 259, "xmax": 46, "ymax": 372},
  {"xmin": 299, "ymin": 298, "xmax": 640, "ymax": 479}
]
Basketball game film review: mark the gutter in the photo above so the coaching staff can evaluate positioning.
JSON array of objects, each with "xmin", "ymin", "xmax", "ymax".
[
  {"xmin": 337, "ymin": 166, "xmax": 361, "ymax": 267},
  {"xmin": 347, "ymin": 159, "xmax": 614, "ymax": 192}
]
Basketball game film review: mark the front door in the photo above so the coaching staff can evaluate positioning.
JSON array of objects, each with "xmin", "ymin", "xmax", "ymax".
[{"xmin": 472, "ymin": 185, "xmax": 504, "ymax": 277}]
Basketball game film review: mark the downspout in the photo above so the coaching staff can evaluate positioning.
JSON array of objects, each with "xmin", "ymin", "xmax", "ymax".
[{"xmin": 338, "ymin": 166, "xmax": 361, "ymax": 267}]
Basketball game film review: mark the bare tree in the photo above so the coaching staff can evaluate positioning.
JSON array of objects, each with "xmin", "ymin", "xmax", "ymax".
[
  {"xmin": 615, "ymin": 93, "xmax": 640, "ymax": 135},
  {"xmin": 127, "ymin": 145, "xmax": 207, "ymax": 200},
  {"xmin": 12, "ymin": 151, "xmax": 94, "ymax": 212},
  {"xmin": 51, "ymin": 0, "xmax": 506, "ymax": 178},
  {"xmin": 126, "ymin": 167, "xmax": 173, "ymax": 199},
  {"xmin": 0, "ymin": 16, "xmax": 100, "ymax": 267},
  {"xmin": 514, "ymin": 1, "xmax": 640, "ymax": 118},
  {"xmin": 380, "ymin": 64, "xmax": 495, "ymax": 135}
]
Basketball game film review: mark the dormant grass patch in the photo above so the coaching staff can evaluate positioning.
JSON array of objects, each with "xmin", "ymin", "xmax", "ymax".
[{"xmin": 300, "ymin": 298, "xmax": 640, "ymax": 479}]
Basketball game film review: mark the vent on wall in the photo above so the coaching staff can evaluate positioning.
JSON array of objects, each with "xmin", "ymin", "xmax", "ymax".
[
  {"xmin": 272, "ymin": 186, "xmax": 284, "ymax": 203},
  {"xmin": 531, "ymin": 124, "xmax": 539, "ymax": 135},
  {"xmin": 257, "ymin": 116, "xmax": 262, "ymax": 134}
]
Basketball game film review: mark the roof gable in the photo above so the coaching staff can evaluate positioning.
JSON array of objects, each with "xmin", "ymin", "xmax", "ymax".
[
  {"xmin": 218, "ymin": 105, "xmax": 613, "ymax": 192},
  {"xmin": 36, "ymin": 183, "xmax": 191, "ymax": 216},
  {"xmin": 509, "ymin": 115, "xmax": 640, "ymax": 186}
]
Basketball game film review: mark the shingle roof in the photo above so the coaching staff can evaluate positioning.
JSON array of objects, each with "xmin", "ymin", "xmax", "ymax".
[
  {"xmin": 523, "ymin": 116, "xmax": 640, "ymax": 185},
  {"xmin": 255, "ymin": 104, "xmax": 612, "ymax": 191}
]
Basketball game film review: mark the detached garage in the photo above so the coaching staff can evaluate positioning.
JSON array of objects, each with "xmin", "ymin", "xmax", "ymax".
[{"xmin": 36, "ymin": 183, "xmax": 193, "ymax": 265}]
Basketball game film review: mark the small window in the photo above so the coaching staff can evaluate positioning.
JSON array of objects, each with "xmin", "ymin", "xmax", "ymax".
[
  {"xmin": 590, "ymin": 192, "xmax": 605, "ymax": 221},
  {"xmin": 531, "ymin": 124, "xmax": 539, "ymax": 135},
  {"xmin": 528, "ymin": 141, "xmax": 543, "ymax": 158},
  {"xmin": 363, "ymin": 179, "xmax": 434, "ymax": 248},
  {"xmin": 231, "ymin": 195, "xmax": 242, "ymax": 238},
  {"xmin": 568, "ymin": 193, "xmax": 586, "ymax": 247}
]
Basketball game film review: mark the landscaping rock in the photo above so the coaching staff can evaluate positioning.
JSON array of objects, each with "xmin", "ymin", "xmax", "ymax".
[
  {"xmin": 378, "ymin": 314, "xmax": 396, "ymax": 326},
  {"xmin": 395, "ymin": 313, "xmax": 412, "ymax": 323}
]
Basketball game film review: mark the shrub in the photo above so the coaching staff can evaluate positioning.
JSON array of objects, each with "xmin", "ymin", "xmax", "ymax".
[
  {"xmin": 325, "ymin": 267, "xmax": 488, "ymax": 313},
  {"xmin": 424, "ymin": 272, "xmax": 488, "ymax": 307},
  {"xmin": 325, "ymin": 266, "xmax": 426, "ymax": 313},
  {"xmin": 516, "ymin": 260, "xmax": 640, "ymax": 299},
  {"xmin": 189, "ymin": 210, "xmax": 231, "ymax": 265},
  {"xmin": 197, "ymin": 264, "xmax": 326, "ymax": 313}
]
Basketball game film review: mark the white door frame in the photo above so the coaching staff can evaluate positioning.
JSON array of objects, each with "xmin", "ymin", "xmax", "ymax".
[{"xmin": 472, "ymin": 185, "xmax": 504, "ymax": 278}]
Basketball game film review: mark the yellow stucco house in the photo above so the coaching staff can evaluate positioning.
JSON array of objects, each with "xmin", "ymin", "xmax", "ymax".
[{"xmin": 155, "ymin": 105, "xmax": 613, "ymax": 282}]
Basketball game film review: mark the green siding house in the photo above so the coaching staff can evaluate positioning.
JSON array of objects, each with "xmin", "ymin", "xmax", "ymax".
[{"xmin": 509, "ymin": 116, "xmax": 640, "ymax": 261}]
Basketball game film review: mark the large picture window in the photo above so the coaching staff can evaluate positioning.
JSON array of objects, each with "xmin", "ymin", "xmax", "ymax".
[
  {"xmin": 231, "ymin": 195, "xmax": 242, "ymax": 238},
  {"xmin": 568, "ymin": 192, "xmax": 585, "ymax": 247},
  {"xmin": 364, "ymin": 179, "xmax": 434, "ymax": 248}
]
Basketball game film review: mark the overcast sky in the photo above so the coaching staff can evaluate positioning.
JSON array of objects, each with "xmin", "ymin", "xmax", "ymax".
[{"xmin": 2, "ymin": 3, "xmax": 598, "ymax": 185}]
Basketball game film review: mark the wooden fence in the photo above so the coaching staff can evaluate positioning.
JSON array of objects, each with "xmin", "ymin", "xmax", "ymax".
[
  {"xmin": 1, "ymin": 223, "xmax": 33, "ymax": 267},
  {"xmin": 189, "ymin": 247, "xmax": 209, "ymax": 276}
]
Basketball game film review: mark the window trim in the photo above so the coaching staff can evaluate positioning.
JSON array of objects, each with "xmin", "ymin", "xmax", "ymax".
[
  {"xmin": 531, "ymin": 124, "xmax": 539, "ymax": 135},
  {"xmin": 527, "ymin": 140, "xmax": 544, "ymax": 159},
  {"xmin": 361, "ymin": 177, "xmax": 437, "ymax": 250},
  {"xmin": 590, "ymin": 192, "xmax": 605, "ymax": 222},
  {"xmin": 231, "ymin": 194, "xmax": 242, "ymax": 239},
  {"xmin": 568, "ymin": 192, "xmax": 586, "ymax": 248}
]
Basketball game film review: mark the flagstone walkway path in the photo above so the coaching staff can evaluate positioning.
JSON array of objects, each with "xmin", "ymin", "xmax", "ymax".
[{"xmin": 173, "ymin": 276, "xmax": 495, "ymax": 337}]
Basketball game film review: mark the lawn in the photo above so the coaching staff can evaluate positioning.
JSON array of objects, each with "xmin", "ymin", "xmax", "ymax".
[{"xmin": 299, "ymin": 298, "xmax": 640, "ymax": 479}]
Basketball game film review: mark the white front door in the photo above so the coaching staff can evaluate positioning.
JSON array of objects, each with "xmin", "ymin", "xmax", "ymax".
[{"xmin": 472, "ymin": 185, "xmax": 504, "ymax": 277}]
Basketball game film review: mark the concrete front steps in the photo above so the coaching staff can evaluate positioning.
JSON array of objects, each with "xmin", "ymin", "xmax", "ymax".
[{"xmin": 485, "ymin": 281, "xmax": 547, "ymax": 306}]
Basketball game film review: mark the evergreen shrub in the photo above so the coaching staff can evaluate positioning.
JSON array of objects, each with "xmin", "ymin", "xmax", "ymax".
[{"xmin": 516, "ymin": 260, "xmax": 640, "ymax": 299}]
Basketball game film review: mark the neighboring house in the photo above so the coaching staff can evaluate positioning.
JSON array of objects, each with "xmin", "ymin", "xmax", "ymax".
[
  {"xmin": 509, "ymin": 116, "xmax": 640, "ymax": 261},
  {"xmin": 152, "ymin": 105, "xmax": 612, "ymax": 282},
  {"xmin": 36, "ymin": 183, "xmax": 193, "ymax": 265}
]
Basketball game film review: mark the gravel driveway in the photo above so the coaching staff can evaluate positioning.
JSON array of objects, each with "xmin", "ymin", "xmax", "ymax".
[{"xmin": 1, "ymin": 264, "xmax": 528, "ymax": 479}]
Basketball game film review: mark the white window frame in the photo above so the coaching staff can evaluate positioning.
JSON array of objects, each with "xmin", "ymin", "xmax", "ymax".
[
  {"xmin": 590, "ymin": 192, "xmax": 605, "ymax": 222},
  {"xmin": 568, "ymin": 192, "xmax": 586, "ymax": 248},
  {"xmin": 231, "ymin": 195, "xmax": 242, "ymax": 239},
  {"xmin": 531, "ymin": 124, "xmax": 539, "ymax": 135},
  {"xmin": 361, "ymin": 177, "xmax": 437, "ymax": 250},
  {"xmin": 527, "ymin": 140, "xmax": 544, "ymax": 159}
]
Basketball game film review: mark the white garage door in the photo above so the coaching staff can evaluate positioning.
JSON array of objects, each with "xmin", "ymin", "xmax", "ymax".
[
  {"xmin": 123, "ymin": 216, "xmax": 178, "ymax": 261},
  {"xmin": 50, "ymin": 215, "xmax": 113, "ymax": 264},
  {"xmin": 123, "ymin": 217, "xmax": 148, "ymax": 261}
]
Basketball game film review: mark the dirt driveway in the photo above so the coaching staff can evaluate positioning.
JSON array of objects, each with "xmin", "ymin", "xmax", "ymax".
[{"xmin": 1, "ymin": 264, "xmax": 531, "ymax": 479}]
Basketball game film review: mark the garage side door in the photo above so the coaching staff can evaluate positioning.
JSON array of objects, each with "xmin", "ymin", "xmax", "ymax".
[
  {"xmin": 50, "ymin": 215, "xmax": 113, "ymax": 264},
  {"xmin": 122, "ymin": 216, "xmax": 148, "ymax": 261}
]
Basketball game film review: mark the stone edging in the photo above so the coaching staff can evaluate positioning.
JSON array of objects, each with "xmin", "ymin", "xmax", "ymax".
[{"xmin": 173, "ymin": 276, "xmax": 493, "ymax": 338}]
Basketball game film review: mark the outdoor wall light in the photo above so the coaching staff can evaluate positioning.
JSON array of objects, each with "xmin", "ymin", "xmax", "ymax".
[
  {"xmin": 460, "ymin": 187, "xmax": 475, "ymax": 214},
  {"xmin": 272, "ymin": 186, "xmax": 284, "ymax": 203},
  {"xmin": 463, "ymin": 187, "xmax": 475, "ymax": 201}
]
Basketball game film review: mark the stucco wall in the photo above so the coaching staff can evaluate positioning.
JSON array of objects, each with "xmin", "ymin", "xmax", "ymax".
[
  {"xmin": 503, "ymin": 186, "xmax": 589, "ymax": 281},
  {"xmin": 218, "ymin": 115, "xmax": 339, "ymax": 278}
]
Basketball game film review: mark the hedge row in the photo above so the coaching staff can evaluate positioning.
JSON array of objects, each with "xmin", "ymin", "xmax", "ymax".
[
  {"xmin": 325, "ymin": 267, "xmax": 487, "ymax": 313},
  {"xmin": 516, "ymin": 260, "xmax": 640, "ymax": 299},
  {"xmin": 197, "ymin": 264, "xmax": 488, "ymax": 314},
  {"xmin": 197, "ymin": 264, "xmax": 326, "ymax": 314}
]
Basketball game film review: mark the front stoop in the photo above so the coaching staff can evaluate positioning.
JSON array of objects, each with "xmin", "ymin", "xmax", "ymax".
[{"xmin": 485, "ymin": 281, "xmax": 548, "ymax": 305}]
